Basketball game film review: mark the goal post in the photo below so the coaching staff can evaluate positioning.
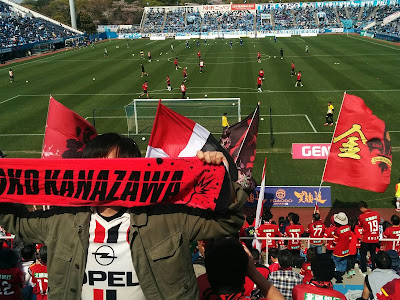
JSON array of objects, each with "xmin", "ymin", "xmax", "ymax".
[{"xmin": 125, "ymin": 98, "xmax": 241, "ymax": 136}]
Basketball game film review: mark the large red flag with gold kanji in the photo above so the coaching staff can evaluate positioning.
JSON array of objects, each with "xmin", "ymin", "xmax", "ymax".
[
  {"xmin": 323, "ymin": 93, "xmax": 392, "ymax": 193},
  {"xmin": 41, "ymin": 96, "xmax": 97, "ymax": 159}
]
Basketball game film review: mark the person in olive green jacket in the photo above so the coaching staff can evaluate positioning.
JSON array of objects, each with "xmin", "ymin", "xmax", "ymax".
[{"xmin": 0, "ymin": 133, "xmax": 248, "ymax": 300}]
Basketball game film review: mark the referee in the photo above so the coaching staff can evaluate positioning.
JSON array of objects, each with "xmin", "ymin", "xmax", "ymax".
[
  {"xmin": 325, "ymin": 102, "xmax": 334, "ymax": 126},
  {"xmin": 222, "ymin": 113, "xmax": 229, "ymax": 131}
]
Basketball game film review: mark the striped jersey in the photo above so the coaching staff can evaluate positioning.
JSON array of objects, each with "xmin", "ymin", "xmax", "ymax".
[{"xmin": 81, "ymin": 211, "xmax": 145, "ymax": 300}]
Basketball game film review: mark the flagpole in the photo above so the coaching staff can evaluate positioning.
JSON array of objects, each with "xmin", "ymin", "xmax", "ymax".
[
  {"xmin": 316, "ymin": 91, "xmax": 347, "ymax": 212},
  {"xmin": 254, "ymin": 157, "xmax": 267, "ymax": 252},
  {"xmin": 234, "ymin": 103, "xmax": 259, "ymax": 164},
  {"xmin": 41, "ymin": 96, "xmax": 52, "ymax": 158}
]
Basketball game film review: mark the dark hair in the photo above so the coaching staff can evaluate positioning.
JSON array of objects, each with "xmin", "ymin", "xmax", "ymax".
[
  {"xmin": 349, "ymin": 217, "xmax": 357, "ymax": 232},
  {"xmin": 269, "ymin": 248, "xmax": 279, "ymax": 259},
  {"xmin": 306, "ymin": 247, "xmax": 317, "ymax": 263},
  {"xmin": 205, "ymin": 238, "xmax": 248, "ymax": 294},
  {"xmin": 357, "ymin": 201, "xmax": 368, "ymax": 209},
  {"xmin": 223, "ymin": 112, "xmax": 227, "ymax": 116},
  {"xmin": 263, "ymin": 211, "xmax": 273, "ymax": 222},
  {"xmin": 382, "ymin": 221, "xmax": 392, "ymax": 232},
  {"xmin": 246, "ymin": 215, "xmax": 254, "ymax": 226},
  {"xmin": 291, "ymin": 213, "xmax": 300, "ymax": 225},
  {"xmin": 39, "ymin": 245, "xmax": 47, "ymax": 265},
  {"xmin": 287, "ymin": 212, "xmax": 294, "ymax": 221},
  {"xmin": 21, "ymin": 244, "xmax": 36, "ymax": 261},
  {"xmin": 251, "ymin": 248, "xmax": 260, "ymax": 262},
  {"xmin": 82, "ymin": 133, "xmax": 141, "ymax": 159},
  {"xmin": 376, "ymin": 251, "xmax": 392, "ymax": 269},
  {"xmin": 311, "ymin": 254, "xmax": 335, "ymax": 281},
  {"xmin": 391, "ymin": 215, "xmax": 400, "ymax": 226},
  {"xmin": 278, "ymin": 249, "xmax": 293, "ymax": 269},
  {"xmin": 313, "ymin": 213, "xmax": 320, "ymax": 221},
  {"xmin": 278, "ymin": 217, "xmax": 285, "ymax": 225},
  {"xmin": 0, "ymin": 248, "xmax": 19, "ymax": 269}
]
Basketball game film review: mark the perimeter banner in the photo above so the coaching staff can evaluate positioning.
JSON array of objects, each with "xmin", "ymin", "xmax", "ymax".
[
  {"xmin": 246, "ymin": 186, "xmax": 331, "ymax": 207},
  {"xmin": 0, "ymin": 157, "xmax": 231, "ymax": 212}
]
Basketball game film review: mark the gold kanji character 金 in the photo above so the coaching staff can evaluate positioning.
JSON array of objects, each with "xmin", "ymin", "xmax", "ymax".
[{"xmin": 333, "ymin": 124, "xmax": 367, "ymax": 160}]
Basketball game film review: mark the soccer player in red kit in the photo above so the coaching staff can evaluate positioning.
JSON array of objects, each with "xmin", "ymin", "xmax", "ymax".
[
  {"xmin": 139, "ymin": 81, "xmax": 149, "ymax": 99},
  {"xmin": 307, "ymin": 213, "xmax": 326, "ymax": 254},
  {"xmin": 291, "ymin": 61, "xmax": 295, "ymax": 76},
  {"xmin": 257, "ymin": 51, "xmax": 261, "ymax": 63},
  {"xmin": 0, "ymin": 248, "xmax": 24, "ymax": 300},
  {"xmin": 183, "ymin": 67, "xmax": 187, "ymax": 82},
  {"xmin": 258, "ymin": 69, "xmax": 265, "ymax": 80},
  {"xmin": 197, "ymin": 51, "xmax": 201, "ymax": 61},
  {"xmin": 295, "ymin": 71, "xmax": 303, "ymax": 87},
  {"xmin": 166, "ymin": 76, "xmax": 171, "ymax": 91},
  {"xmin": 257, "ymin": 211, "xmax": 281, "ymax": 251},
  {"xmin": 358, "ymin": 201, "xmax": 381, "ymax": 274},
  {"xmin": 174, "ymin": 58, "xmax": 180, "ymax": 70},
  {"xmin": 383, "ymin": 215, "xmax": 400, "ymax": 252},
  {"xmin": 148, "ymin": 51, "xmax": 151, "ymax": 62},
  {"xmin": 257, "ymin": 76, "xmax": 262, "ymax": 93},
  {"xmin": 180, "ymin": 82, "xmax": 186, "ymax": 99},
  {"xmin": 30, "ymin": 246, "xmax": 48, "ymax": 300},
  {"xmin": 284, "ymin": 213, "xmax": 304, "ymax": 256}
]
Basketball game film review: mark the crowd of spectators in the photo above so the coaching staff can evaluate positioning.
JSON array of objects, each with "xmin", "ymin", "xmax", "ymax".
[
  {"xmin": 256, "ymin": 8, "xmax": 273, "ymax": 31},
  {"xmin": 139, "ymin": 4, "xmax": 400, "ymax": 37},
  {"xmin": 274, "ymin": 7, "xmax": 295, "ymax": 30},
  {"xmin": 293, "ymin": 7, "xmax": 318, "ymax": 29},
  {"xmin": 0, "ymin": 2, "xmax": 76, "ymax": 48},
  {"xmin": 164, "ymin": 8, "xmax": 186, "ymax": 33},
  {"xmin": 142, "ymin": 7, "xmax": 165, "ymax": 33}
]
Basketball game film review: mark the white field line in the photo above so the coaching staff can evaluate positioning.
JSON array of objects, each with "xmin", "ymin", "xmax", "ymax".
[
  {"xmin": 17, "ymin": 89, "xmax": 400, "ymax": 98},
  {"xmin": 0, "ymin": 95, "xmax": 19, "ymax": 105},
  {"xmin": 4, "ymin": 131, "xmax": 400, "ymax": 137},
  {"xmin": 85, "ymin": 114, "xmax": 306, "ymax": 120},
  {"xmin": 0, "ymin": 50, "xmax": 75, "ymax": 72},
  {"xmin": 305, "ymin": 114, "xmax": 317, "ymax": 133},
  {"xmin": 347, "ymin": 35, "xmax": 400, "ymax": 51}
]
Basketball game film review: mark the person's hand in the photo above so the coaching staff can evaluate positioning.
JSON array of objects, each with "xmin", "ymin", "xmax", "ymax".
[
  {"xmin": 196, "ymin": 151, "xmax": 228, "ymax": 168},
  {"xmin": 242, "ymin": 243, "xmax": 257, "ymax": 276}
]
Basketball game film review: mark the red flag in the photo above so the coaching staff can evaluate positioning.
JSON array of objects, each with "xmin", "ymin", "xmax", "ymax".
[
  {"xmin": 145, "ymin": 101, "xmax": 238, "ymax": 181},
  {"xmin": 42, "ymin": 96, "xmax": 97, "ymax": 159},
  {"xmin": 323, "ymin": 94, "xmax": 392, "ymax": 193},
  {"xmin": 220, "ymin": 105, "xmax": 259, "ymax": 191}
]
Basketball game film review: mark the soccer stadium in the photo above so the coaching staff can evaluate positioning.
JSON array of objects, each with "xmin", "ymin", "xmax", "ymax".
[{"xmin": 0, "ymin": 0, "xmax": 400, "ymax": 298}]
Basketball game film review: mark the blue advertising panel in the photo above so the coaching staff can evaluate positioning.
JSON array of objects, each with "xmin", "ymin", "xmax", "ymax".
[{"xmin": 246, "ymin": 186, "xmax": 331, "ymax": 208}]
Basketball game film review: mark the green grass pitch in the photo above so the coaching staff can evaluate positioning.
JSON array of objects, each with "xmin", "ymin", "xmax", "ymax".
[{"xmin": 0, "ymin": 34, "xmax": 399, "ymax": 208}]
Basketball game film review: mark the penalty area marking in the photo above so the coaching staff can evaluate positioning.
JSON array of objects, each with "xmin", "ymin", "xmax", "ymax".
[{"xmin": 0, "ymin": 95, "xmax": 19, "ymax": 105}]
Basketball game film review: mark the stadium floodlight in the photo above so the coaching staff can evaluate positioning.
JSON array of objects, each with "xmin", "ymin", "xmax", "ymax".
[{"xmin": 125, "ymin": 98, "xmax": 241, "ymax": 136}]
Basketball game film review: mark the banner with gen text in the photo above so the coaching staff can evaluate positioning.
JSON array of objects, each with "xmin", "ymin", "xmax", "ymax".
[
  {"xmin": 0, "ymin": 157, "xmax": 231, "ymax": 212},
  {"xmin": 246, "ymin": 186, "xmax": 331, "ymax": 207}
]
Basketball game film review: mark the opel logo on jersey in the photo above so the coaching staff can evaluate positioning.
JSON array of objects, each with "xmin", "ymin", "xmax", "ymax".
[{"xmin": 93, "ymin": 245, "xmax": 117, "ymax": 266}]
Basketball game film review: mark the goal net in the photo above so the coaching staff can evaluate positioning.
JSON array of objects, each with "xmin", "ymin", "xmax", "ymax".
[{"xmin": 125, "ymin": 98, "xmax": 241, "ymax": 136}]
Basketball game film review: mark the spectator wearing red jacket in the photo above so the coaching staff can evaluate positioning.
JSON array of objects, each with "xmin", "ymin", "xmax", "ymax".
[
  {"xmin": 324, "ymin": 216, "xmax": 336, "ymax": 256},
  {"xmin": 268, "ymin": 248, "xmax": 280, "ymax": 273},
  {"xmin": 257, "ymin": 211, "xmax": 281, "ymax": 251},
  {"xmin": 300, "ymin": 248, "xmax": 317, "ymax": 284},
  {"xmin": 201, "ymin": 238, "xmax": 284, "ymax": 300},
  {"xmin": 358, "ymin": 201, "xmax": 381, "ymax": 274},
  {"xmin": 347, "ymin": 218, "xmax": 362, "ymax": 278},
  {"xmin": 0, "ymin": 248, "xmax": 24, "ymax": 300},
  {"xmin": 307, "ymin": 213, "xmax": 326, "ymax": 254},
  {"xmin": 332, "ymin": 212, "xmax": 352, "ymax": 283},
  {"xmin": 284, "ymin": 213, "xmax": 304, "ymax": 257},
  {"xmin": 293, "ymin": 254, "xmax": 346, "ymax": 300},
  {"xmin": 383, "ymin": 215, "xmax": 400, "ymax": 253}
]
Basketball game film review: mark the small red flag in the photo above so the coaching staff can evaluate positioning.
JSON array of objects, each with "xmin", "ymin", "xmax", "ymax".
[
  {"xmin": 42, "ymin": 96, "xmax": 97, "ymax": 159},
  {"xmin": 323, "ymin": 94, "xmax": 392, "ymax": 193}
]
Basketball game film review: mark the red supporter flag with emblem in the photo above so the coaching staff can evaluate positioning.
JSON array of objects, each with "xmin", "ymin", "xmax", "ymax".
[
  {"xmin": 220, "ymin": 104, "xmax": 259, "ymax": 191},
  {"xmin": 323, "ymin": 93, "xmax": 392, "ymax": 193},
  {"xmin": 145, "ymin": 101, "xmax": 238, "ymax": 182},
  {"xmin": 42, "ymin": 96, "xmax": 98, "ymax": 159}
]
